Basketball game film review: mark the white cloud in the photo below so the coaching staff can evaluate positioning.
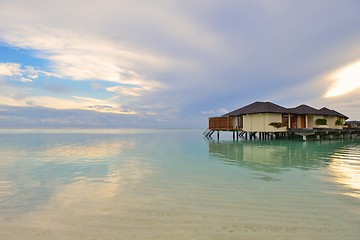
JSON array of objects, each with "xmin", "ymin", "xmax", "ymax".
[
  {"xmin": 0, "ymin": 63, "xmax": 22, "ymax": 77},
  {"xmin": 0, "ymin": 0, "xmax": 226, "ymax": 93},
  {"xmin": 19, "ymin": 77, "xmax": 32, "ymax": 83},
  {"xmin": 71, "ymin": 96, "xmax": 108, "ymax": 103},
  {"xmin": 24, "ymin": 66, "xmax": 39, "ymax": 79},
  {"xmin": 0, "ymin": 62, "xmax": 43, "ymax": 83},
  {"xmin": 0, "ymin": 84, "xmax": 137, "ymax": 114},
  {"xmin": 0, "ymin": 23, "xmax": 168, "ymax": 92},
  {"xmin": 106, "ymin": 86, "xmax": 142, "ymax": 97}
]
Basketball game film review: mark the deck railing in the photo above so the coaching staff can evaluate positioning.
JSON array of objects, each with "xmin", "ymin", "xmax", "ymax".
[{"xmin": 209, "ymin": 116, "xmax": 238, "ymax": 130}]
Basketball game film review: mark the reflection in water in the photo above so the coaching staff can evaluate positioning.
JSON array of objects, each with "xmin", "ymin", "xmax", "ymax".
[
  {"xmin": 208, "ymin": 139, "xmax": 358, "ymax": 172},
  {"xmin": 42, "ymin": 140, "xmax": 135, "ymax": 162},
  {"xmin": 329, "ymin": 145, "xmax": 360, "ymax": 199},
  {"xmin": 0, "ymin": 133, "xmax": 149, "ymax": 215},
  {"xmin": 209, "ymin": 139, "xmax": 360, "ymax": 198}
]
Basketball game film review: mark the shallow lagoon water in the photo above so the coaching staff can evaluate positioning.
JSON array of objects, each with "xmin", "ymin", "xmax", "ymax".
[{"xmin": 0, "ymin": 129, "xmax": 359, "ymax": 239}]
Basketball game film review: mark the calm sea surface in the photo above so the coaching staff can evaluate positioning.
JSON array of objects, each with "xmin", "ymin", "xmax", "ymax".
[{"xmin": 0, "ymin": 129, "xmax": 359, "ymax": 239}]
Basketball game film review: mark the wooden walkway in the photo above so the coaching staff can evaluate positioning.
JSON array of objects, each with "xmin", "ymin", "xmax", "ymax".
[
  {"xmin": 288, "ymin": 128, "xmax": 360, "ymax": 141},
  {"xmin": 204, "ymin": 128, "xmax": 360, "ymax": 141}
]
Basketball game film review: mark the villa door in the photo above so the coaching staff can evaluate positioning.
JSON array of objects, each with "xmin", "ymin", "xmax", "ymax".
[
  {"xmin": 290, "ymin": 116, "xmax": 297, "ymax": 128},
  {"xmin": 300, "ymin": 115, "xmax": 306, "ymax": 128},
  {"xmin": 238, "ymin": 115, "xmax": 243, "ymax": 129}
]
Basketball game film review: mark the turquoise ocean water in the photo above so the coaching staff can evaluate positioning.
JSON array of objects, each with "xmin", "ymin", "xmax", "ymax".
[{"xmin": 0, "ymin": 129, "xmax": 359, "ymax": 239}]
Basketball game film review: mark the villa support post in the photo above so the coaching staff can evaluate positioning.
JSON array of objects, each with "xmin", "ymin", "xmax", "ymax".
[
  {"xmin": 302, "ymin": 135, "xmax": 307, "ymax": 141},
  {"xmin": 288, "ymin": 113, "xmax": 291, "ymax": 128},
  {"xmin": 252, "ymin": 132, "xmax": 257, "ymax": 140}
]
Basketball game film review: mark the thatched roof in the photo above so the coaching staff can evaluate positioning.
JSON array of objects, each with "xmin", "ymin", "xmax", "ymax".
[
  {"xmin": 288, "ymin": 104, "xmax": 319, "ymax": 115},
  {"xmin": 346, "ymin": 120, "xmax": 360, "ymax": 126},
  {"xmin": 221, "ymin": 101, "xmax": 348, "ymax": 119},
  {"xmin": 318, "ymin": 107, "xmax": 337, "ymax": 116},
  {"xmin": 223, "ymin": 101, "xmax": 289, "ymax": 116}
]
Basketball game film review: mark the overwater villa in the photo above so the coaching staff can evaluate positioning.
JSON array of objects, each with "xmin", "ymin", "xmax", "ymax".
[{"xmin": 205, "ymin": 101, "xmax": 358, "ymax": 141}]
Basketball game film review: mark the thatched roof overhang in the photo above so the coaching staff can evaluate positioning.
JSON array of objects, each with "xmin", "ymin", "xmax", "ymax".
[
  {"xmin": 318, "ymin": 107, "xmax": 348, "ymax": 119},
  {"xmin": 331, "ymin": 110, "xmax": 348, "ymax": 119}
]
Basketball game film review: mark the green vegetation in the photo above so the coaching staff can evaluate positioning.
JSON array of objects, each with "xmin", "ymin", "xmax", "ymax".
[
  {"xmin": 335, "ymin": 119, "xmax": 343, "ymax": 126},
  {"xmin": 315, "ymin": 118, "xmax": 327, "ymax": 125},
  {"xmin": 269, "ymin": 122, "xmax": 287, "ymax": 128}
]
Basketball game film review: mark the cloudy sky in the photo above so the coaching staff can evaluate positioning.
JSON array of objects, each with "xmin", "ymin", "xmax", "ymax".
[{"xmin": 0, "ymin": 0, "xmax": 360, "ymax": 128}]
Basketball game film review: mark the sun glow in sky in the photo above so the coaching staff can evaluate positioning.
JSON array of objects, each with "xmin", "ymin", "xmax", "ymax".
[
  {"xmin": 1, "ymin": 0, "xmax": 360, "ymax": 128},
  {"xmin": 325, "ymin": 61, "xmax": 360, "ymax": 98}
]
